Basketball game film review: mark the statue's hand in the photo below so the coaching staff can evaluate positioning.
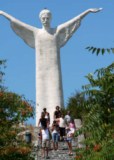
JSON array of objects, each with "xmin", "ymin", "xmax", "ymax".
[{"xmin": 89, "ymin": 8, "xmax": 103, "ymax": 13}]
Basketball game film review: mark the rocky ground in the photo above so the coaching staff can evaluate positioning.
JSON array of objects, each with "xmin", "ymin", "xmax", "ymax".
[
  {"xmin": 33, "ymin": 139, "xmax": 77, "ymax": 160},
  {"xmin": 32, "ymin": 127, "xmax": 77, "ymax": 160}
]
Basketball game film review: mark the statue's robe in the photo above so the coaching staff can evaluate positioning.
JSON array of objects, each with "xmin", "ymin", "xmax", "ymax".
[{"xmin": 10, "ymin": 18, "xmax": 81, "ymax": 125}]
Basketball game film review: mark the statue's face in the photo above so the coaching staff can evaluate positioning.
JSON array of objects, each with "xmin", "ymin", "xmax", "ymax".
[{"xmin": 40, "ymin": 13, "xmax": 51, "ymax": 27}]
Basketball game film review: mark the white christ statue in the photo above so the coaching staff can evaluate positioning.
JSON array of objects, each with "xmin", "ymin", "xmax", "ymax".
[{"xmin": 0, "ymin": 8, "xmax": 102, "ymax": 125}]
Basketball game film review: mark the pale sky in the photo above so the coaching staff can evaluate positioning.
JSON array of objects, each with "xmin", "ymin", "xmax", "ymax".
[{"xmin": 0, "ymin": 0, "xmax": 114, "ymax": 125}]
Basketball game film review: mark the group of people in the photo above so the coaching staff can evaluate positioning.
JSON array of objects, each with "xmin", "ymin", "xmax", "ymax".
[{"xmin": 37, "ymin": 106, "xmax": 76, "ymax": 159}]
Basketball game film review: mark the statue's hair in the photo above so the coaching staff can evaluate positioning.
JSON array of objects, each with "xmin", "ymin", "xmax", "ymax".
[{"xmin": 39, "ymin": 9, "xmax": 52, "ymax": 19}]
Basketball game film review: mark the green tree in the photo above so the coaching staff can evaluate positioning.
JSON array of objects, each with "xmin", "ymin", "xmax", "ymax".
[
  {"xmin": 76, "ymin": 62, "xmax": 114, "ymax": 160},
  {"xmin": 86, "ymin": 46, "xmax": 114, "ymax": 55},
  {"xmin": 66, "ymin": 92, "xmax": 87, "ymax": 119},
  {"xmin": 0, "ymin": 60, "xmax": 35, "ymax": 160}
]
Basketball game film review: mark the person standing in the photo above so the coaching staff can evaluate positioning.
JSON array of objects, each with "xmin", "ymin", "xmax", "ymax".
[
  {"xmin": 38, "ymin": 112, "xmax": 47, "ymax": 129},
  {"xmin": 51, "ymin": 120, "xmax": 60, "ymax": 151},
  {"xmin": 69, "ymin": 118, "xmax": 76, "ymax": 131},
  {"xmin": 64, "ymin": 111, "xmax": 72, "ymax": 125},
  {"xmin": 56, "ymin": 114, "xmax": 66, "ymax": 141},
  {"xmin": 43, "ymin": 108, "xmax": 50, "ymax": 126},
  {"xmin": 54, "ymin": 106, "xmax": 62, "ymax": 119},
  {"xmin": 65, "ymin": 126, "xmax": 75, "ymax": 156},
  {"xmin": 40, "ymin": 126, "xmax": 50, "ymax": 159}
]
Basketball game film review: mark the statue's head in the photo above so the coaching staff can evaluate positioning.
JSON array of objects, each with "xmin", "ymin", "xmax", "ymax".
[{"xmin": 39, "ymin": 9, "xmax": 52, "ymax": 27}]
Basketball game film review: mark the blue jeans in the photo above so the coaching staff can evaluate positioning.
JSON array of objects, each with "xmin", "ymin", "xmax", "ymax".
[
  {"xmin": 66, "ymin": 137, "xmax": 72, "ymax": 143},
  {"xmin": 52, "ymin": 133, "xmax": 59, "ymax": 143}
]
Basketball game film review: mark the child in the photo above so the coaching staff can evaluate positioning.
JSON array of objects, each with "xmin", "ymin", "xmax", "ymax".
[
  {"xmin": 40, "ymin": 126, "xmax": 50, "ymax": 159},
  {"xmin": 51, "ymin": 120, "xmax": 59, "ymax": 150},
  {"xmin": 69, "ymin": 119, "xmax": 76, "ymax": 130},
  {"xmin": 68, "ymin": 119, "xmax": 76, "ymax": 136},
  {"xmin": 65, "ymin": 127, "xmax": 75, "ymax": 156}
]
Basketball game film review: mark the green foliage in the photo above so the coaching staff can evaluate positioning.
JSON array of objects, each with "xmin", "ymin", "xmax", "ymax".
[
  {"xmin": 76, "ymin": 62, "xmax": 114, "ymax": 160},
  {"xmin": 86, "ymin": 46, "xmax": 114, "ymax": 55},
  {"xmin": 0, "ymin": 60, "xmax": 35, "ymax": 160},
  {"xmin": 66, "ymin": 92, "xmax": 87, "ymax": 119}
]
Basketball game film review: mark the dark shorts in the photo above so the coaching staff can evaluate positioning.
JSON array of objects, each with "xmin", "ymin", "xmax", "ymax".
[{"xmin": 59, "ymin": 127, "xmax": 65, "ymax": 137}]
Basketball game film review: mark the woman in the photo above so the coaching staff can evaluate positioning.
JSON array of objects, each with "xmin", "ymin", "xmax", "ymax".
[
  {"xmin": 43, "ymin": 108, "xmax": 50, "ymax": 127},
  {"xmin": 38, "ymin": 112, "xmax": 47, "ymax": 129},
  {"xmin": 56, "ymin": 114, "xmax": 66, "ymax": 141}
]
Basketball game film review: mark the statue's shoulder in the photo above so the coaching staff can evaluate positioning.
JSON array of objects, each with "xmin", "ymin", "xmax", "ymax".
[{"xmin": 33, "ymin": 28, "xmax": 42, "ymax": 34}]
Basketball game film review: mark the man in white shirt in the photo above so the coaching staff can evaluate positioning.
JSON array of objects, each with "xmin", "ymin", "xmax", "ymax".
[{"xmin": 64, "ymin": 111, "xmax": 71, "ymax": 124}]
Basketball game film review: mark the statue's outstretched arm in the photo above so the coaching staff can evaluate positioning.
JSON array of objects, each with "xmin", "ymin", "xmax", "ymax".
[
  {"xmin": 0, "ymin": 10, "xmax": 36, "ymax": 48},
  {"xmin": 75, "ymin": 8, "xmax": 102, "ymax": 20},
  {"xmin": 57, "ymin": 8, "xmax": 102, "ymax": 48},
  {"xmin": 58, "ymin": 8, "xmax": 102, "ymax": 32},
  {"xmin": 0, "ymin": 10, "xmax": 35, "ymax": 31},
  {"xmin": 0, "ymin": 10, "xmax": 16, "ymax": 21}
]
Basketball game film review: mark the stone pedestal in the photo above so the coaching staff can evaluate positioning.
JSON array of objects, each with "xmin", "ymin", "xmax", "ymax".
[{"xmin": 74, "ymin": 119, "xmax": 85, "ymax": 148}]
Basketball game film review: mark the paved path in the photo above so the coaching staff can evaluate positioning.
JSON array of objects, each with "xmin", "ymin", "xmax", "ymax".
[
  {"xmin": 32, "ymin": 127, "xmax": 77, "ymax": 160},
  {"xmin": 34, "ymin": 139, "xmax": 76, "ymax": 160}
]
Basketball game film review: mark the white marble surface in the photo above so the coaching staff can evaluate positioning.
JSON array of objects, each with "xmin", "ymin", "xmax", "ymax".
[{"xmin": 0, "ymin": 8, "xmax": 102, "ymax": 125}]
